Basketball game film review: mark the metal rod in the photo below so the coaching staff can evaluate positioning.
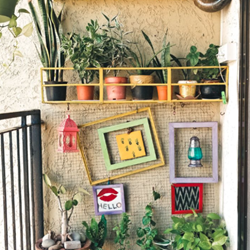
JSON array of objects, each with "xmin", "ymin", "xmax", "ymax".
[
  {"xmin": 9, "ymin": 132, "xmax": 16, "ymax": 250},
  {"xmin": 22, "ymin": 116, "xmax": 31, "ymax": 250},
  {"xmin": 16, "ymin": 129, "xmax": 24, "ymax": 249},
  {"xmin": 31, "ymin": 112, "xmax": 44, "ymax": 241},
  {"xmin": 1, "ymin": 134, "xmax": 8, "ymax": 250}
]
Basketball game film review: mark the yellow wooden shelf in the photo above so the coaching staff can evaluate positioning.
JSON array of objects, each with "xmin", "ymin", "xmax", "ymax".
[{"xmin": 40, "ymin": 66, "xmax": 229, "ymax": 104}]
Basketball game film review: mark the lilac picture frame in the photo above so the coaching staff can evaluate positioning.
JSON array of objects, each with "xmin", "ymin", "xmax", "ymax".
[
  {"xmin": 169, "ymin": 122, "xmax": 218, "ymax": 183},
  {"xmin": 92, "ymin": 184, "xmax": 126, "ymax": 215}
]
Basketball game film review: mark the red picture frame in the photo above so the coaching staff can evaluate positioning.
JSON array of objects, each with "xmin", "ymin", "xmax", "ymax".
[{"xmin": 171, "ymin": 183, "xmax": 203, "ymax": 214}]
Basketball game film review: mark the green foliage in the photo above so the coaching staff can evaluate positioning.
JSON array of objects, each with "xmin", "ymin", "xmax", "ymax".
[
  {"xmin": 164, "ymin": 210, "xmax": 229, "ymax": 250},
  {"xmin": 101, "ymin": 13, "xmax": 133, "ymax": 76},
  {"xmin": 113, "ymin": 213, "xmax": 131, "ymax": 250},
  {"xmin": 128, "ymin": 31, "xmax": 169, "ymax": 76},
  {"xmin": 198, "ymin": 44, "xmax": 220, "ymax": 80},
  {"xmin": 82, "ymin": 215, "xmax": 107, "ymax": 250},
  {"xmin": 61, "ymin": 20, "xmax": 110, "ymax": 83},
  {"xmin": 42, "ymin": 174, "xmax": 90, "ymax": 212},
  {"xmin": 136, "ymin": 188, "xmax": 162, "ymax": 250},
  {"xmin": 28, "ymin": 0, "xmax": 65, "ymax": 81}
]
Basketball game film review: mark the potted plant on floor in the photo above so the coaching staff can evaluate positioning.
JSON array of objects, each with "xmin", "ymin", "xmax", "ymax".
[
  {"xmin": 164, "ymin": 209, "xmax": 229, "ymax": 250},
  {"xmin": 28, "ymin": 0, "xmax": 67, "ymax": 101},
  {"xmin": 101, "ymin": 14, "xmax": 133, "ymax": 100},
  {"xmin": 62, "ymin": 20, "xmax": 109, "ymax": 100},
  {"xmin": 35, "ymin": 174, "xmax": 90, "ymax": 250},
  {"xmin": 197, "ymin": 44, "xmax": 225, "ymax": 99}
]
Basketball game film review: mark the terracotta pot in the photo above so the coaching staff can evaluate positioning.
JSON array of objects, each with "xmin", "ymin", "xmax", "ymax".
[
  {"xmin": 178, "ymin": 80, "xmax": 197, "ymax": 98},
  {"xmin": 200, "ymin": 79, "xmax": 225, "ymax": 99},
  {"xmin": 156, "ymin": 86, "xmax": 173, "ymax": 100},
  {"xmin": 130, "ymin": 75, "xmax": 154, "ymax": 100},
  {"xmin": 44, "ymin": 81, "xmax": 67, "ymax": 101},
  {"xmin": 77, "ymin": 85, "xmax": 94, "ymax": 100},
  {"xmin": 105, "ymin": 77, "xmax": 127, "ymax": 100}
]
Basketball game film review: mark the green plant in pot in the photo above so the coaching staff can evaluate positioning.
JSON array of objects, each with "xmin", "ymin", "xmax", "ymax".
[
  {"xmin": 143, "ymin": 30, "xmax": 172, "ymax": 101},
  {"xmin": 129, "ymin": 31, "xmax": 166, "ymax": 100},
  {"xmin": 171, "ymin": 46, "xmax": 200, "ymax": 100},
  {"xmin": 82, "ymin": 215, "xmax": 107, "ymax": 250},
  {"xmin": 62, "ymin": 20, "xmax": 109, "ymax": 100},
  {"xmin": 101, "ymin": 13, "xmax": 133, "ymax": 100},
  {"xmin": 197, "ymin": 44, "xmax": 225, "ymax": 99},
  {"xmin": 28, "ymin": 0, "xmax": 67, "ymax": 101},
  {"xmin": 164, "ymin": 209, "xmax": 229, "ymax": 250}
]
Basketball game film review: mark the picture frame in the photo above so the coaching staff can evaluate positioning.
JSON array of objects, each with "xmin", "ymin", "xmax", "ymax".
[
  {"xmin": 78, "ymin": 107, "xmax": 165, "ymax": 185},
  {"xmin": 98, "ymin": 118, "xmax": 156, "ymax": 171},
  {"xmin": 169, "ymin": 122, "xmax": 218, "ymax": 183},
  {"xmin": 171, "ymin": 183, "xmax": 203, "ymax": 214},
  {"xmin": 92, "ymin": 184, "xmax": 125, "ymax": 215}
]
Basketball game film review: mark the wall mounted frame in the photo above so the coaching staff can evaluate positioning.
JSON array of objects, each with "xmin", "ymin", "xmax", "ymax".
[
  {"xmin": 78, "ymin": 107, "xmax": 165, "ymax": 185},
  {"xmin": 171, "ymin": 183, "xmax": 203, "ymax": 214},
  {"xmin": 92, "ymin": 184, "xmax": 125, "ymax": 215},
  {"xmin": 169, "ymin": 122, "xmax": 218, "ymax": 183},
  {"xmin": 98, "ymin": 118, "xmax": 156, "ymax": 171}
]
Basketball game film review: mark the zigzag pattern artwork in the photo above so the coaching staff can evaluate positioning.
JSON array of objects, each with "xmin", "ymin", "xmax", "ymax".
[{"xmin": 175, "ymin": 186, "xmax": 199, "ymax": 211}]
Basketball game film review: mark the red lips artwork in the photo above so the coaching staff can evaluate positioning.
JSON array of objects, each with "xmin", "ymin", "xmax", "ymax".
[{"xmin": 97, "ymin": 188, "xmax": 118, "ymax": 202}]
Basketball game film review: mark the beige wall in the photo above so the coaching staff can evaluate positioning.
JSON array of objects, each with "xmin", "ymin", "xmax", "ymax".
[{"xmin": 1, "ymin": 0, "xmax": 239, "ymax": 249}]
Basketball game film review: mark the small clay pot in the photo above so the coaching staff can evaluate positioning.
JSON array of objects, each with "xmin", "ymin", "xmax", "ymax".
[
  {"xmin": 130, "ymin": 75, "xmax": 154, "ymax": 100},
  {"xmin": 76, "ymin": 85, "xmax": 94, "ymax": 100},
  {"xmin": 105, "ymin": 77, "xmax": 127, "ymax": 100}
]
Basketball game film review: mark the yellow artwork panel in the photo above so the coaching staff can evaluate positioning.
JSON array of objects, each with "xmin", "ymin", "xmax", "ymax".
[{"xmin": 116, "ymin": 131, "xmax": 146, "ymax": 160}]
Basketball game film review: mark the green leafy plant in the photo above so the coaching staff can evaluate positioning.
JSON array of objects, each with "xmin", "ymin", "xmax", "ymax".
[
  {"xmin": 198, "ymin": 44, "xmax": 221, "ymax": 80},
  {"xmin": 171, "ymin": 46, "xmax": 200, "ymax": 80},
  {"xmin": 164, "ymin": 209, "xmax": 229, "ymax": 250},
  {"xmin": 43, "ymin": 174, "xmax": 90, "ymax": 243},
  {"xmin": 143, "ymin": 30, "xmax": 172, "ymax": 83},
  {"xmin": 28, "ymin": 0, "xmax": 65, "ymax": 82},
  {"xmin": 113, "ymin": 212, "xmax": 131, "ymax": 250},
  {"xmin": 136, "ymin": 188, "xmax": 161, "ymax": 250},
  {"xmin": 62, "ymin": 20, "xmax": 110, "ymax": 84},
  {"xmin": 101, "ymin": 13, "xmax": 133, "ymax": 76},
  {"xmin": 82, "ymin": 215, "xmax": 107, "ymax": 250}
]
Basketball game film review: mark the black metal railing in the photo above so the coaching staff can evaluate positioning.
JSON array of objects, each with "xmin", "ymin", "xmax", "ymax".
[{"xmin": 0, "ymin": 110, "xmax": 43, "ymax": 250}]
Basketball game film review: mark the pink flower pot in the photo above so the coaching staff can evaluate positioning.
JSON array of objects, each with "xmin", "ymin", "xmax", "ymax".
[{"xmin": 105, "ymin": 77, "xmax": 127, "ymax": 100}]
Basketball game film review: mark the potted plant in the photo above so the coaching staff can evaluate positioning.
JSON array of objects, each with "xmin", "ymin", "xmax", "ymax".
[
  {"xmin": 171, "ymin": 46, "xmax": 200, "ymax": 100},
  {"xmin": 113, "ymin": 213, "xmax": 131, "ymax": 250},
  {"xmin": 164, "ymin": 209, "xmax": 229, "ymax": 250},
  {"xmin": 35, "ymin": 174, "xmax": 90, "ymax": 250},
  {"xmin": 0, "ymin": 0, "xmax": 18, "ymax": 23},
  {"xmin": 197, "ymin": 44, "xmax": 225, "ymax": 99},
  {"xmin": 28, "ymin": 0, "xmax": 67, "ymax": 101},
  {"xmin": 143, "ymin": 30, "xmax": 172, "ymax": 101},
  {"xmin": 62, "ymin": 20, "xmax": 109, "ymax": 100},
  {"xmin": 82, "ymin": 215, "xmax": 107, "ymax": 250},
  {"xmin": 101, "ymin": 14, "xmax": 133, "ymax": 100}
]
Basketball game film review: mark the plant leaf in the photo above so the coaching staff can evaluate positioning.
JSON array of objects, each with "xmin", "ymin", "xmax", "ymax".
[
  {"xmin": 78, "ymin": 187, "xmax": 90, "ymax": 195},
  {"xmin": 59, "ymin": 185, "xmax": 66, "ymax": 194},
  {"xmin": 43, "ymin": 174, "xmax": 51, "ymax": 187},
  {"xmin": 207, "ymin": 213, "xmax": 221, "ymax": 220},
  {"xmin": 18, "ymin": 9, "xmax": 30, "ymax": 14},
  {"xmin": 50, "ymin": 186, "xmax": 58, "ymax": 196},
  {"xmin": 212, "ymin": 235, "xmax": 228, "ymax": 246},
  {"xmin": 72, "ymin": 199, "xmax": 78, "ymax": 206},
  {"xmin": 211, "ymin": 245, "xmax": 223, "ymax": 250},
  {"xmin": 21, "ymin": 22, "xmax": 33, "ymax": 37},
  {"xmin": 65, "ymin": 200, "xmax": 73, "ymax": 210},
  {"xmin": 74, "ymin": 192, "xmax": 82, "ymax": 202},
  {"xmin": 153, "ymin": 190, "xmax": 160, "ymax": 201}
]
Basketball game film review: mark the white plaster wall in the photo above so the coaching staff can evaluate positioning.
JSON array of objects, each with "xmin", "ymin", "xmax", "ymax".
[{"xmin": 220, "ymin": 0, "xmax": 240, "ymax": 249}]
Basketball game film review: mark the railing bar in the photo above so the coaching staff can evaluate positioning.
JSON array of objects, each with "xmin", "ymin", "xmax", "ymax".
[
  {"xmin": 0, "ymin": 110, "xmax": 40, "ymax": 120},
  {"xmin": 1, "ymin": 134, "xmax": 8, "ymax": 250},
  {"xmin": 9, "ymin": 132, "xmax": 16, "ymax": 250},
  {"xmin": 22, "ymin": 116, "xmax": 31, "ymax": 250},
  {"xmin": 16, "ymin": 129, "xmax": 24, "ymax": 249},
  {"xmin": 0, "ymin": 124, "xmax": 35, "ymax": 135},
  {"xmin": 29, "ymin": 126, "xmax": 35, "ymax": 250}
]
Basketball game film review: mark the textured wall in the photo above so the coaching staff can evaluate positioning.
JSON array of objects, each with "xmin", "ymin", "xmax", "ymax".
[{"xmin": 0, "ymin": 0, "xmax": 232, "ymax": 249}]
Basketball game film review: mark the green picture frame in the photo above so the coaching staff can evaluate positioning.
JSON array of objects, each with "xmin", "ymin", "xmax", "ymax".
[{"xmin": 98, "ymin": 118, "xmax": 156, "ymax": 171}]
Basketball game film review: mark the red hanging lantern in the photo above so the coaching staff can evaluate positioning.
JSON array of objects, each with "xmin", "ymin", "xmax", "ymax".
[{"xmin": 58, "ymin": 115, "xmax": 79, "ymax": 153}]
